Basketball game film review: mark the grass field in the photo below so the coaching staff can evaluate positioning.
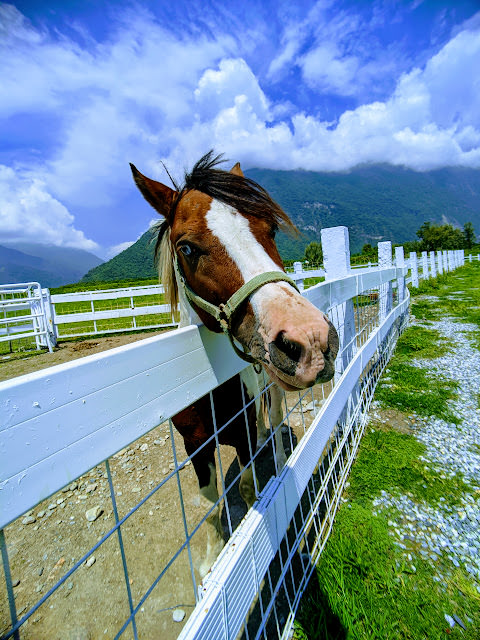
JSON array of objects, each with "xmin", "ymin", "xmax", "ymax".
[{"xmin": 294, "ymin": 262, "xmax": 480, "ymax": 640}]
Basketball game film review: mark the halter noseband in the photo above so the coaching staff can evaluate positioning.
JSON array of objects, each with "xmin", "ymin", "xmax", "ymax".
[{"xmin": 175, "ymin": 259, "xmax": 300, "ymax": 368}]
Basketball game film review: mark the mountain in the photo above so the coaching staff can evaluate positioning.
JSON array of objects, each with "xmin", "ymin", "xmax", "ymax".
[
  {"xmin": 82, "ymin": 230, "xmax": 157, "ymax": 282},
  {"xmin": 247, "ymin": 165, "xmax": 480, "ymax": 257},
  {"xmin": 0, "ymin": 243, "xmax": 103, "ymax": 287},
  {"xmin": 82, "ymin": 165, "xmax": 480, "ymax": 281}
]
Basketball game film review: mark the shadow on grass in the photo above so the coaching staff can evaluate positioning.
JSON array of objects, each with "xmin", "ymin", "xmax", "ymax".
[{"xmin": 293, "ymin": 570, "xmax": 347, "ymax": 640}]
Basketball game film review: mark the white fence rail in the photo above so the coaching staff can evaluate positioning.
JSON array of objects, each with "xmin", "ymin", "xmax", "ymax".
[
  {"xmin": 50, "ymin": 284, "xmax": 177, "ymax": 339},
  {"xmin": 0, "ymin": 230, "xmax": 474, "ymax": 640}
]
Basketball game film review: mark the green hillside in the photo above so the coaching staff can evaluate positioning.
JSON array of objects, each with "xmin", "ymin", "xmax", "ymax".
[
  {"xmin": 82, "ymin": 229, "xmax": 157, "ymax": 282},
  {"xmin": 82, "ymin": 165, "xmax": 480, "ymax": 281},
  {"xmin": 248, "ymin": 165, "xmax": 480, "ymax": 257}
]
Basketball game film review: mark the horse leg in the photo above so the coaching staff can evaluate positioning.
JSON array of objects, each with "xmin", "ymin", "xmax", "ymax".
[
  {"xmin": 240, "ymin": 367, "xmax": 268, "ymax": 450},
  {"xmin": 269, "ymin": 383, "xmax": 288, "ymax": 470},
  {"xmin": 177, "ymin": 404, "xmax": 225, "ymax": 579},
  {"xmin": 238, "ymin": 459, "xmax": 256, "ymax": 509},
  {"xmin": 256, "ymin": 394, "xmax": 268, "ymax": 450},
  {"xmin": 195, "ymin": 459, "xmax": 225, "ymax": 578}
]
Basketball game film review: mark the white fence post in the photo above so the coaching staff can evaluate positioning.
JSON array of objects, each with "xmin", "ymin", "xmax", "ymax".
[
  {"xmin": 429, "ymin": 251, "xmax": 437, "ymax": 278},
  {"xmin": 378, "ymin": 241, "xmax": 393, "ymax": 322},
  {"xmin": 421, "ymin": 251, "xmax": 429, "ymax": 280},
  {"xmin": 443, "ymin": 250, "xmax": 449, "ymax": 272},
  {"xmin": 437, "ymin": 250, "xmax": 443, "ymax": 275},
  {"xmin": 41, "ymin": 288, "xmax": 57, "ymax": 348},
  {"xmin": 395, "ymin": 246, "xmax": 406, "ymax": 302},
  {"xmin": 409, "ymin": 252, "xmax": 419, "ymax": 288},
  {"xmin": 293, "ymin": 261, "xmax": 304, "ymax": 292},
  {"xmin": 321, "ymin": 226, "xmax": 355, "ymax": 374}
]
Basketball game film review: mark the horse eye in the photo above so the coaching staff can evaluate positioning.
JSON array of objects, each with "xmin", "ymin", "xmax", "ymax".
[{"xmin": 179, "ymin": 244, "xmax": 193, "ymax": 257}]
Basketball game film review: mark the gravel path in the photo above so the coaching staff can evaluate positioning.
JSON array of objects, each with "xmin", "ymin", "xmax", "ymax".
[{"xmin": 372, "ymin": 316, "xmax": 480, "ymax": 597}]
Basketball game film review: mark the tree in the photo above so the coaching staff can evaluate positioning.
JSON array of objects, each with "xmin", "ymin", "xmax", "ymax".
[
  {"xmin": 361, "ymin": 243, "xmax": 377, "ymax": 259},
  {"xmin": 416, "ymin": 221, "xmax": 465, "ymax": 251},
  {"xmin": 463, "ymin": 222, "xmax": 476, "ymax": 249},
  {"xmin": 304, "ymin": 242, "xmax": 323, "ymax": 264}
]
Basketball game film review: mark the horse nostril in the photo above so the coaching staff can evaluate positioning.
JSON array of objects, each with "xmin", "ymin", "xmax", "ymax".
[
  {"xmin": 275, "ymin": 331, "xmax": 303, "ymax": 363},
  {"xmin": 268, "ymin": 331, "xmax": 303, "ymax": 376}
]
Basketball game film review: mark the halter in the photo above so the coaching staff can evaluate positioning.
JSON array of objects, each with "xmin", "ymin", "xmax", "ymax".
[{"xmin": 175, "ymin": 259, "xmax": 300, "ymax": 368}]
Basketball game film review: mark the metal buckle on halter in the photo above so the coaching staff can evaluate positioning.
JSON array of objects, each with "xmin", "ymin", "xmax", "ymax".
[{"xmin": 218, "ymin": 303, "xmax": 230, "ymax": 332}]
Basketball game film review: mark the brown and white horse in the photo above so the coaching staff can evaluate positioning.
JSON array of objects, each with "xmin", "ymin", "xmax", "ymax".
[{"xmin": 130, "ymin": 151, "xmax": 338, "ymax": 576}]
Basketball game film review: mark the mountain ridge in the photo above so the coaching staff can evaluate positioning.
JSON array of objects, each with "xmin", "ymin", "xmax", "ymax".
[{"xmin": 0, "ymin": 243, "xmax": 103, "ymax": 287}]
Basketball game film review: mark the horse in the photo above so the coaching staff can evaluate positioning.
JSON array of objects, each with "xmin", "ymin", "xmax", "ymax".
[{"xmin": 130, "ymin": 151, "xmax": 338, "ymax": 576}]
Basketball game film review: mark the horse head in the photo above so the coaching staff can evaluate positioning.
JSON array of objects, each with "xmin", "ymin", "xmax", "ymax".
[{"xmin": 130, "ymin": 151, "xmax": 338, "ymax": 391}]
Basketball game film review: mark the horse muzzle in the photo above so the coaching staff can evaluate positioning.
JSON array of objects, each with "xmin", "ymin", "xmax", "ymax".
[{"xmin": 263, "ymin": 319, "xmax": 339, "ymax": 390}]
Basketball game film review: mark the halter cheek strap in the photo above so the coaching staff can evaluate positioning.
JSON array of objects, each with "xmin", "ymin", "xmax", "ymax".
[{"xmin": 175, "ymin": 259, "xmax": 300, "ymax": 366}]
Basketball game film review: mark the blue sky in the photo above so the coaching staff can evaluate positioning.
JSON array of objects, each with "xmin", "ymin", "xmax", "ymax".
[{"xmin": 1, "ymin": 1, "xmax": 479, "ymax": 259}]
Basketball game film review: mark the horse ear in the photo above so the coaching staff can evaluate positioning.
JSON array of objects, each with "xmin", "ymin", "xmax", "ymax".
[
  {"xmin": 230, "ymin": 162, "xmax": 244, "ymax": 177},
  {"xmin": 130, "ymin": 163, "xmax": 176, "ymax": 219}
]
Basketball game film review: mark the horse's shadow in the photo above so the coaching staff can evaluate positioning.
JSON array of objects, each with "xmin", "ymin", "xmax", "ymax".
[{"xmin": 220, "ymin": 426, "xmax": 347, "ymax": 640}]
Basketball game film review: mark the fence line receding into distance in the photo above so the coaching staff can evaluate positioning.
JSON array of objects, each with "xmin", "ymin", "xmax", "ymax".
[
  {"xmin": 0, "ymin": 228, "xmax": 470, "ymax": 640},
  {"xmin": 0, "ymin": 249, "xmax": 477, "ymax": 350}
]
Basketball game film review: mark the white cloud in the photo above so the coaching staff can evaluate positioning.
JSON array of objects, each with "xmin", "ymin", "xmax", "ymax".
[
  {"xmin": 300, "ymin": 43, "xmax": 360, "ymax": 96},
  {"xmin": 0, "ymin": 165, "xmax": 99, "ymax": 250},
  {"xmin": 1, "ymin": 2, "xmax": 480, "ymax": 258},
  {"xmin": 106, "ymin": 241, "xmax": 135, "ymax": 259},
  {"xmin": 195, "ymin": 58, "xmax": 269, "ymax": 121}
]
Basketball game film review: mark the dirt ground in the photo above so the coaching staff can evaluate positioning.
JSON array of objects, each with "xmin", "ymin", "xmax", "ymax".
[
  {"xmin": 0, "ymin": 331, "xmax": 166, "ymax": 383},
  {"xmin": 1, "ymin": 334, "xmax": 326, "ymax": 640}
]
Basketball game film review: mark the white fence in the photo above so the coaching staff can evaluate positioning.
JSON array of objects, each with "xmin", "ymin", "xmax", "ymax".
[
  {"xmin": 1, "ymin": 249, "xmax": 475, "ymax": 351},
  {"xmin": 50, "ymin": 284, "xmax": 176, "ymax": 339},
  {"xmin": 0, "ymin": 229, "xmax": 472, "ymax": 640}
]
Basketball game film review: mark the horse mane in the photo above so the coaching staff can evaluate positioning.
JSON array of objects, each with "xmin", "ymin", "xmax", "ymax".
[
  {"xmin": 182, "ymin": 151, "xmax": 297, "ymax": 235},
  {"xmin": 153, "ymin": 220, "xmax": 178, "ymax": 310},
  {"xmin": 153, "ymin": 150, "xmax": 297, "ymax": 267},
  {"xmin": 152, "ymin": 151, "xmax": 298, "ymax": 308}
]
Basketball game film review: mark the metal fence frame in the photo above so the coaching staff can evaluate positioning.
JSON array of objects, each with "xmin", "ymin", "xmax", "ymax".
[{"xmin": 0, "ymin": 283, "xmax": 55, "ymax": 353}]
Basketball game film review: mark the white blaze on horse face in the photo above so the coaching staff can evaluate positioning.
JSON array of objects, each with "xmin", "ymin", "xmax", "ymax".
[
  {"xmin": 206, "ymin": 198, "xmax": 333, "ymax": 388},
  {"xmin": 205, "ymin": 199, "xmax": 288, "ymax": 318}
]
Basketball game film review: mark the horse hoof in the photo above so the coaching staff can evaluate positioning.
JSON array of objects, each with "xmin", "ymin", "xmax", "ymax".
[{"xmin": 198, "ymin": 562, "xmax": 211, "ymax": 579}]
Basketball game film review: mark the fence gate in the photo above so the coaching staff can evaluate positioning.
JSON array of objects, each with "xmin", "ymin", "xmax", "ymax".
[{"xmin": 0, "ymin": 282, "xmax": 55, "ymax": 353}]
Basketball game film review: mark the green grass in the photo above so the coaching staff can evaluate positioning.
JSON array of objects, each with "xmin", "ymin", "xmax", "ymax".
[
  {"xmin": 294, "ymin": 262, "xmax": 480, "ymax": 639},
  {"xmin": 349, "ymin": 429, "xmax": 471, "ymax": 507},
  {"xmin": 295, "ymin": 504, "xmax": 480, "ymax": 640},
  {"xmin": 393, "ymin": 324, "xmax": 452, "ymax": 360},
  {"xmin": 410, "ymin": 263, "xmax": 480, "ymax": 337},
  {"xmin": 374, "ymin": 322, "xmax": 458, "ymax": 422},
  {"xmin": 375, "ymin": 361, "xmax": 459, "ymax": 423},
  {"xmin": 375, "ymin": 324, "xmax": 458, "ymax": 422}
]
